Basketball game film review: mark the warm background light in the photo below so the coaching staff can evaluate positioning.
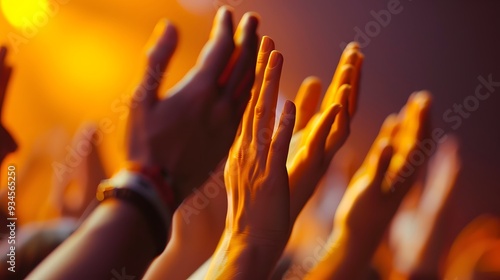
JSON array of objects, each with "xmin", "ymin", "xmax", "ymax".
[
  {"xmin": 0, "ymin": 2, "xmax": 498, "ymax": 275},
  {"xmin": 1, "ymin": 0, "xmax": 49, "ymax": 29},
  {"xmin": 0, "ymin": 0, "xmax": 213, "ymax": 221}
]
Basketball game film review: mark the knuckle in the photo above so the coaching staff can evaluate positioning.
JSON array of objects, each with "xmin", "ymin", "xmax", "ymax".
[
  {"xmin": 257, "ymin": 53, "xmax": 269, "ymax": 65},
  {"xmin": 257, "ymin": 127, "xmax": 273, "ymax": 145},
  {"xmin": 254, "ymin": 105, "xmax": 267, "ymax": 118},
  {"xmin": 281, "ymin": 112, "xmax": 295, "ymax": 126}
]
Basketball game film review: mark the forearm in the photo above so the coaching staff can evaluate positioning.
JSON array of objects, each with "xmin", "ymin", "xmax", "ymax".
[{"xmin": 28, "ymin": 199, "xmax": 158, "ymax": 279}]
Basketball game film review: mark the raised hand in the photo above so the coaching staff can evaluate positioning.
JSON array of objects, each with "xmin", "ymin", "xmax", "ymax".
[
  {"xmin": 143, "ymin": 36, "xmax": 289, "ymax": 280},
  {"xmin": 388, "ymin": 135, "xmax": 460, "ymax": 278},
  {"xmin": 0, "ymin": 46, "xmax": 18, "ymax": 163},
  {"xmin": 28, "ymin": 8, "xmax": 260, "ymax": 280},
  {"xmin": 53, "ymin": 124, "xmax": 107, "ymax": 219},
  {"xmin": 206, "ymin": 49, "xmax": 296, "ymax": 280},
  {"xmin": 126, "ymin": 7, "xmax": 259, "ymax": 203},
  {"xmin": 306, "ymin": 91, "xmax": 432, "ymax": 279},
  {"xmin": 288, "ymin": 42, "xmax": 364, "ymax": 221}
]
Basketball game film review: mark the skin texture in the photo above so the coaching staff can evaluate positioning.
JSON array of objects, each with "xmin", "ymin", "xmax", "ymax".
[
  {"xmin": 305, "ymin": 91, "xmax": 432, "ymax": 280},
  {"xmin": 205, "ymin": 48, "xmax": 298, "ymax": 280},
  {"xmin": 28, "ymin": 7, "xmax": 259, "ymax": 279}
]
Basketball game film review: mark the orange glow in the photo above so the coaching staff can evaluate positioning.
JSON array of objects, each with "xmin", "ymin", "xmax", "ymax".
[
  {"xmin": 1, "ymin": 0, "xmax": 49, "ymax": 29},
  {"xmin": 49, "ymin": 32, "xmax": 129, "ymax": 107},
  {"xmin": 0, "ymin": 0, "xmax": 209, "ymax": 224}
]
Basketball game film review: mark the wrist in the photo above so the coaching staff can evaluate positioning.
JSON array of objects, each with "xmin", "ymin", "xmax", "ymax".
[
  {"xmin": 227, "ymin": 228, "xmax": 289, "ymax": 249},
  {"xmin": 123, "ymin": 162, "xmax": 181, "ymax": 211},
  {"xmin": 334, "ymin": 219, "xmax": 386, "ymax": 257},
  {"xmin": 96, "ymin": 169, "xmax": 173, "ymax": 256},
  {"xmin": 221, "ymin": 231, "xmax": 287, "ymax": 279},
  {"xmin": 226, "ymin": 229, "xmax": 288, "ymax": 250}
]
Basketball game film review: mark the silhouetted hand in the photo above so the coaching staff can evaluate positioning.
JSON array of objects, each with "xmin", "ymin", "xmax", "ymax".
[
  {"xmin": 126, "ymin": 7, "xmax": 259, "ymax": 203},
  {"xmin": 0, "ymin": 46, "xmax": 18, "ymax": 163}
]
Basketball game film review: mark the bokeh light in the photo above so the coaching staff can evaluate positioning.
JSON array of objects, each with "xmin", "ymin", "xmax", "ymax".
[{"xmin": 1, "ymin": 0, "xmax": 49, "ymax": 29}]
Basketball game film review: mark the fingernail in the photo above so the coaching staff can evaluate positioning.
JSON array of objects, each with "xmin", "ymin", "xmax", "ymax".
[
  {"xmin": 329, "ymin": 103, "xmax": 342, "ymax": 115},
  {"xmin": 345, "ymin": 42, "xmax": 360, "ymax": 50},
  {"xmin": 260, "ymin": 36, "xmax": 272, "ymax": 53},
  {"xmin": 378, "ymin": 138, "xmax": 390, "ymax": 150},
  {"xmin": 338, "ymin": 83, "xmax": 352, "ymax": 92},
  {"xmin": 145, "ymin": 19, "xmax": 171, "ymax": 55},
  {"xmin": 346, "ymin": 51, "xmax": 359, "ymax": 65},
  {"xmin": 334, "ymin": 104, "xmax": 343, "ymax": 113},
  {"xmin": 243, "ymin": 12, "xmax": 260, "ymax": 31},
  {"xmin": 218, "ymin": 5, "xmax": 233, "ymax": 22},
  {"xmin": 414, "ymin": 91, "xmax": 432, "ymax": 108},
  {"xmin": 284, "ymin": 100, "xmax": 295, "ymax": 114},
  {"xmin": 148, "ymin": 19, "xmax": 168, "ymax": 43},
  {"xmin": 269, "ymin": 51, "xmax": 282, "ymax": 68}
]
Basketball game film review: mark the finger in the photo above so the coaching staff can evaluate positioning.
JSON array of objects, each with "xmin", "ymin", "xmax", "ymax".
[
  {"xmin": 268, "ymin": 100, "xmax": 296, "ymax": 170},
  {"xmin": 320, "ymin": 46, "xmax": 360, "ymax": 111},
  {"xmin": 240, "ymin": 36, "xmax": 274, "ymax": 141},
  {"xmin": 191, "ymin": 6, "xmax": 235, "ymax": 85},
  {"xmin": 394, "ymin": 93, "xmax": 418, "ymax": 149},
  {"xmin": 137, "ymin": 20, "xmax": 178, "ymax": 107},
  {"xmin": 348, "ymin": 51, "xmax": 364, "ymax": 116},
  {"xmin": 345, "ymin": 41, "xmax": 360, "ymax": 52},
  {"xmin": 407, "ymin": 91, "xmax": 432, "ymax": 142},
  {"xmin": 325, "ymin": 84, "xmax": 351, "ymax": 159},
  {"xmin": 379, "ymin": 114, "xmax": 400, "ymax": 140},
  {"xmin": 353, "ymin": 114, "xmax": 399, "ymax": 183},
  {"xmin": 253, "ymin": 36, "xmax": 275, "ymax": 98},
  {"xmin": 0, "ymin": 66, "xmax": 12, "ymax": 116},
  {"xmin": 321, "ymin": 64, "xmax": 354, "ymax": 111},
  {"xmin": 221, "ymin": 12, "xmax": 259, "ymax": 112},
  {"xmin": 370, "ymin": 139, "xmax": 394, "ymax": 194},
  {"xmin": 392, "ymin": 92, "xmax": 432, "ymax": 171},
  {"xmin": 294, "ymin": 76, "xmax": 321, "ymax": 133},
  {"xmin": 389, "ymin": 92, "xmax": 432, "ymax": 195},
  {"xmin": 305, "ymin": 103, "xmax": 342, "ymax": 163},
  {"xmin": 252, "ymin": 51, "xmax": 283, "ymax": 154}
]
